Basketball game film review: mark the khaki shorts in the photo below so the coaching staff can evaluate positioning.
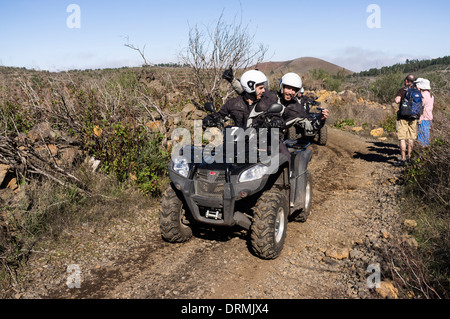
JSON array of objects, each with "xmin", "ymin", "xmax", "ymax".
[{"xmin": 397, "ymin": 119, "xmax": 418, "ymax": 140}]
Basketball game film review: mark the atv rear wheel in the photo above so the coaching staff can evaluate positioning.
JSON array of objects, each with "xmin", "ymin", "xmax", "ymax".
[
  {"xmin": 159, "ymin": 184, "xmax": 193, "ymax": 243},
  {"xmin": 317, "ymin": 125, "xmax": 328, "ymax": 146},
  {"xmin": 250, "ymin": 190, "xmax": 289, "ymax": 259},
  {"xmin": 294, "ymin": 171, "xmax": 313, "ymax": 222}
]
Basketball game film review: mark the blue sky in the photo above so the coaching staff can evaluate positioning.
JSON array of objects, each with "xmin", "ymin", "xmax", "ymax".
[{"xmin": 0, "ymin": 0, "xmax": 449, "ymax": 72}]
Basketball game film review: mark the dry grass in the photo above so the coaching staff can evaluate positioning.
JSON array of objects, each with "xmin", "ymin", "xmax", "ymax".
[
  {"xmin": 384, "ymin": 111, "xmax": 450, "ymax": 299},
  {"xmin": 0, "ymin": 159, "xmax": 157, "ymax": 294}
]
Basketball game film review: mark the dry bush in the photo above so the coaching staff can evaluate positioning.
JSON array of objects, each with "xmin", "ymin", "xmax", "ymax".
[
  {"xmin": 0, "ymin": 67, "xmax": 175, "ymax": 291},
  {"xmin": 179, "ymin": 12, "xmax": 268, "ymax": 105},
  {"xmin": 368, "ymin": 72, "xmax": 405, "ymax": 104},
  {"xmin": 301, "ymin": 71, "xmax": 325, "ymax": 91},
  {"xmin": 0, "ymin": 68, "xmax": 174, "ymax": 195},
  {"xmin": 383, "ymin": 237, "xmax": 447, "ymax": 299},
  {"xmin": 326, "ymin": 102, "xmax": 391, "ymax": 130},
  {"xmin": 387, "ymin": 108, "xmax": 450, "ymax": 299},
  {"xmin": 408, "ymin": 119, "xmax": 450, "ymax": 207},
  {"xmin": 375, "ymin": 108, "xmax": 449, "ymax": 299}
]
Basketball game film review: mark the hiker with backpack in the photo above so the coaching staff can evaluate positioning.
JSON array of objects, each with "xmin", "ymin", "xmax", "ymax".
[
  {"xmin": 414, "ymin": 78, "xmax": 434, "ymax": 146},
  {"xmin": 394, "ymin": 74, "xmax": 424, "ymax": 167}
]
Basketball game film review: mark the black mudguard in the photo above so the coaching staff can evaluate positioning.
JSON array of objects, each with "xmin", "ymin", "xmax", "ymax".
[{"xmin": 289, "ymin": 148, "xmax": 313, "ymax": 213}]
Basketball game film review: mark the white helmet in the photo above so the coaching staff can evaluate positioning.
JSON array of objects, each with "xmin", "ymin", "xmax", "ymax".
[
  {"xmin": 279, "ymin": 72, "xmax": 303, "ymax": 92},
  {"xmin": 240, "ymin": 70, "xmax": 269, "ymax": 94}
]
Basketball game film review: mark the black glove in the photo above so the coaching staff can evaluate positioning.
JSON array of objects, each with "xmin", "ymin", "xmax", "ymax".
[
  {"xmin": 222, "ymin": 67, "xmax": 234, "ymax": 83},
  {"xmin": 203, "ymin": 115, "xmax": 216, "ymax": 127},
  {"xmin": 311, "ymin": 118, "xmax": 323, "ymax": 130},
  {"xmin": 270, "ymin": 116, "xmax": 286, "ymax": 129},
  {"xmin": 203, "ymin": 113, "xmax": 222, "ymax": 127}
]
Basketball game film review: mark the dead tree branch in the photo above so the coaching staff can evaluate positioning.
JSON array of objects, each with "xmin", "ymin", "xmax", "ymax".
[{"xmin": 179, "ymin": 11, "xmax": 268, "ymax": 105}]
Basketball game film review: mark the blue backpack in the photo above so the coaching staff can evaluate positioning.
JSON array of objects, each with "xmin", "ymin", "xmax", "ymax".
[{"xmin": 400, "ymin": 87, "xmax": 423, "ymax": 119}]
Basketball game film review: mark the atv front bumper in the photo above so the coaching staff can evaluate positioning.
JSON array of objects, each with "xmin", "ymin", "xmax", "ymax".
[{"xmin": 169, "ymin": 169, "xmax": 268, "ymax": 229}]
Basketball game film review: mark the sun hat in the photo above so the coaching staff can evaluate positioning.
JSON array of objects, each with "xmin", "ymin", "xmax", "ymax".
[{"xmin": 415, "ymin": 78, "xmax": 431, "ymax": 90}]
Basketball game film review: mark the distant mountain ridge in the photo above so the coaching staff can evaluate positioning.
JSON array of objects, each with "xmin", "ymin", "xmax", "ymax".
[
  {"xmin": 252, "ymin": 57, "xmax": 354, "ymax": 77},
  {"xmin": 0, "ymin": 57, "xmax": 355, "ymax": 79}
]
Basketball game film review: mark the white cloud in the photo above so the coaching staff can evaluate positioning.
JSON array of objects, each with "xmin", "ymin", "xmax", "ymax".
[
  {"xmin": 321, "ymin": 47, "xmax": 431, "ymax": 72},
  {"xmin": 43, "ymin": 52, "xmax": 143, "ymax": 72}
]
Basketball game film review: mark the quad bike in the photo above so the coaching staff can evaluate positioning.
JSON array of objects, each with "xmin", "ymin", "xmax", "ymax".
[
  {"xmin": 159, "ymin": 103, "xmax": 313, "ymax": 259},
  {"xmin": 287, "ymin": 97, "xmax": 328, "ymax": 146}
]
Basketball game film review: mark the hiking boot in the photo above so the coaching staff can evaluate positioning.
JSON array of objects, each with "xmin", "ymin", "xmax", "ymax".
[
  {"xmin": 406, "ymin": 157, "xmax": 412, "ymax": 165},
  {"xmin": 394, "ymin": 160, "xmax": 406, "ymax": 167}
]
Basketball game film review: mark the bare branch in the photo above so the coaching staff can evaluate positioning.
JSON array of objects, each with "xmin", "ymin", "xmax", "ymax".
[
  {"xmin": 123, "ymin": 35, "xmax": 153, "ymax": 67},
  {"xmin": 180, "ymin": 12, "xmax": 268, "ymax": 105}
]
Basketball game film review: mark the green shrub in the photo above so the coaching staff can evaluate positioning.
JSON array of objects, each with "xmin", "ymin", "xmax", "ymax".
[
  {"xmin": 405, "ymin": 138, "xmax": 449, "ymax": 207},
  {"xmin": 369, "ymin": 72, "xmax": 405, "ymax": 104},
  {"xmin": 85, "ymin": 122, "xmax": 170, "ymax": 197},
  {"xmin": 333, "ymin": 118, "xmax": 356, "ymax": 129},
  {"xmin": 324, "ymin": 77, "xmax": 342, "ymax": 92},
  {"xmin": 309, "ymin": 69, "xmax": 343, "ymax": 92},
  {"xmin": 0, "ymin": 101, "xmax": 35, "ymax": 133},
  {"xmin": 134, "ymin": 133, "xmax": 170, "ymax": 196},
  {"xmin": 380, "ymin": 112, "xmax": 397, "ymax": 133},
  {"xmin": 115, "ymin": 70, "xmax": 139, "ymax": 90}
]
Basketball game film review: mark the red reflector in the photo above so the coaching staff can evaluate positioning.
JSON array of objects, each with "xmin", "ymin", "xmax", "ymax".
[{"xmin": 209, "ymin": 171, "xmax": 216, "ymax": 176}]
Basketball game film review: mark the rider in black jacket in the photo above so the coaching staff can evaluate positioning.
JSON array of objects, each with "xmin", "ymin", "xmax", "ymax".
[
  {"xmin": 204, "ymin": 69, "xmax": 278, "ymax": 128},
  {"xmin": 222, "ymin": 69, "xmax": 328, "ymax": 124},
  {"xmin": 203, "ymin": 69, "xmax": 289, "ymax": 165}
]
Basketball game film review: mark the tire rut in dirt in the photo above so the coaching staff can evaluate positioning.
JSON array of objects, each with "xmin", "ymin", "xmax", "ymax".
[
  {"xmin": 48, "ymin": 230, "xmax": 246, "ymax": 299},
  {"xmin": 309, "ymin": 146, "xmax": 349, "ymax": 193},
  {"xmin": 118, "ymin": 233, "xmax": 247, "ymax": 299},
  {"xmin": 45, "ymin": 233, "xmax": 176, "ymax": 298}
]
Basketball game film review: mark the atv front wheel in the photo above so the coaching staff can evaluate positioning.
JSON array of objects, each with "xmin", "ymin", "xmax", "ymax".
[
  {"xmin": 159, "ymin": 184, "xmax": 193, "ymax": 243},
  {"xmin": 250, "ymin": 190, "xmax": 289, "ymax": 259}
]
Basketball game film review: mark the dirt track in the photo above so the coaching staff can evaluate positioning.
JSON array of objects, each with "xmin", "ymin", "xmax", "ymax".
[{"xmin": 18, "ymin": 128, "xmax": 402, "ymax": 299}]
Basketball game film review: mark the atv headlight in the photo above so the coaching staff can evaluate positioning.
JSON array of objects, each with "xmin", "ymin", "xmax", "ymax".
[
  {"xmin": 239, "ymin": 164, "xmax": 268, "ymax": 183},
  {"xmin": 172, "ymin": 157, "xmax": 189, "ymax": 178}
]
